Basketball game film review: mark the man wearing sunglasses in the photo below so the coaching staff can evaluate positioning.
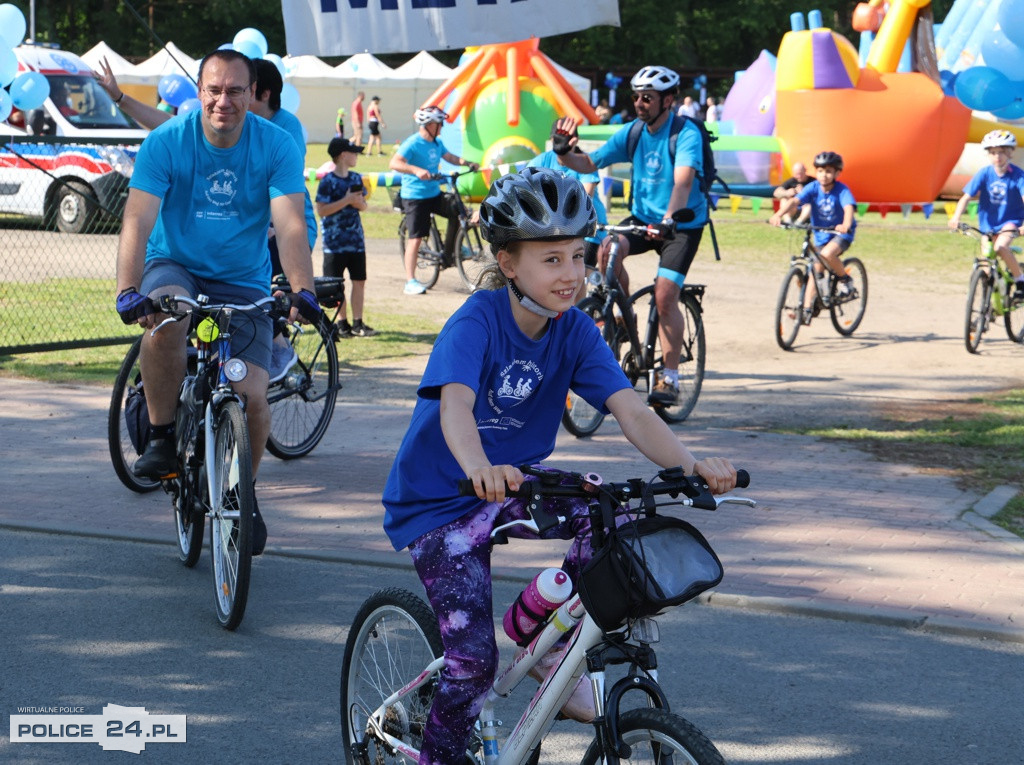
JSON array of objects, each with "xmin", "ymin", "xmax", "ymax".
[{"xmin": 553, "ymin": 65, "xmax": 708, "ymax": 406}]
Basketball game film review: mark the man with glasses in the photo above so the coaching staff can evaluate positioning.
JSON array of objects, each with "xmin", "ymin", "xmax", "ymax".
[
  {"xmin": 114, "ymin": 49, "xmax": 320, "ymax": 555},
  {"xmin": 553, "ymin": 64, "xmax": 708, "ymax": 406}
]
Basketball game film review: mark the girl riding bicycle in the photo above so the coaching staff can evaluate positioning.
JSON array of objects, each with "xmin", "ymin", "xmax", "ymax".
[{"xmin": 381, "ymin": 167, "xmax": 737, "ymax": 765}]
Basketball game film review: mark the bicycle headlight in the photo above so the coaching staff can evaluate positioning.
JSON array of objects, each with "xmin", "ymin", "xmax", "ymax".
[{"xmin": 224, "ymin": 358, "xmax": 248, "ymax": 382}]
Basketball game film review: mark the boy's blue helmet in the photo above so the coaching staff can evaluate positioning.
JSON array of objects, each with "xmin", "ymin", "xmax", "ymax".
[{"xmin": 480, "ymin": 167, "xmax": 596, "ymax": 248}]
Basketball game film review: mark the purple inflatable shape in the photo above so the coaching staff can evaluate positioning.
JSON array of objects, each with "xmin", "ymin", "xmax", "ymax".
[
  {"xmin": 722, "ymin": 50, "xmax": 776, "ymax": 183},
  {"xmin": 812, "ymin": 30, "xmax": 855, "ymax": 89}
]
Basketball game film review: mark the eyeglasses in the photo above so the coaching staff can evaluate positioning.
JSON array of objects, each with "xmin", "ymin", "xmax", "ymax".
[
  {"xmin": 202, "ymin": 85, "xmax": 249, "ymax": 100},
  {"xmin": 631, "ymin": 92, "xmax": 657, "ymax": 104}
]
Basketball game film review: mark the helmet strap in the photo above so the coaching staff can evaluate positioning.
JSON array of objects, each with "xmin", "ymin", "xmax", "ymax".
[{"xmin": 507, "ymin": 277, "xmax": 560, "ymax": 319}]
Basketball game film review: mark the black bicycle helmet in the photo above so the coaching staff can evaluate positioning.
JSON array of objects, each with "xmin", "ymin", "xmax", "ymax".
[
  {"xmin": 813, "ymin": 151, "xmax": 844, "ymax": 171},
  {"xmin": 479, "ymin": 167, "xmax": 596, "ymax": 248}
]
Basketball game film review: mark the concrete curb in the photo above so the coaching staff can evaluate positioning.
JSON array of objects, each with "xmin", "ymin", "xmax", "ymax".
[{"xmin": 960, "ymin": 485, "xmax": 1024, "ymax": 556}]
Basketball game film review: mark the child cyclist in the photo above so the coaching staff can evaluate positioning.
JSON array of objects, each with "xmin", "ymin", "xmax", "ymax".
[
  {"xmin": 948, "ymin": 129, "xmax": 1024, "ymax": 302},
  {"xmin": 770, "ymin": 150, "xmax": 858, "ymax": 321},
  {"xmin": 381, "ymin": 167, "xmax": 738, "ymax": 765}
]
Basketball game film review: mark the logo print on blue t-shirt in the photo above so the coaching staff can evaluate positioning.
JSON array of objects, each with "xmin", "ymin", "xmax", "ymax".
[
  {"xmin": 643, "ymin": 150, "xmax": 664, "ymax": 177},
  {"xmin": 206, "ymin": 169, "xmax": 238, "ymax": 207},
  {"xmin": 989, "ymin": 179, "xmax": 1008, "ymax": 204},
  {"xmin": 817, "ymin": 194, "xmax": 837, "ymax": 219},
  {"xmin": 489, "ymin": 360, "xmax": 543, "ymax": 412}
]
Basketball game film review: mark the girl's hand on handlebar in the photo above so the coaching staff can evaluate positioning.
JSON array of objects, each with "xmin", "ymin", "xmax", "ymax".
[
  {"xmin": 692, "ymin": 457, "xmax": 737, "ymax": 494},
  {"xmin": 465, "ymin": 464, "xmax": 524, "ymax": 504}
]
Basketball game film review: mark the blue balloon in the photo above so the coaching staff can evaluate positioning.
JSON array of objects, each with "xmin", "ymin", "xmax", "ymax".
[
  {"xmin": 991, "ymin": 99, "xmax": 1024, "ymax": 121},
  {"xmin": 981, "ymin": 28, "xmax": 1024, "ymax": 79},
  {"xmin": 263, "ymin": 53, "xmax": 286, "ymax": 78},
  {"xmin": 280, "ymin": 82, "xmax": 300, "ymax": 113},
  {"xmin": 233, "ymin": 28, "xmax": 268, "ymax": 58},
  {"xmin": 939, "ymin": 69, "xmax": 958, "ymax": 97},
  {"xmin": 233, "ymin": 39, "xmax": 262, "ymax": 61},
  {"xmin": 176, "ymin": 97, "xmax": 201, "ymax": 116},
  {"xmin": 0, "ymin": 87, "xmax": 12, "ymax": 122},
  {"xmin": 158, "ymin": 74, "xmax": 196, "ymax": 108},
  {"xmin": 0, "ymin": 43, "xmax": 17, "ymax": 87},
  {"xmin": 954, "ymin": 66, "xmax": 1013, "ymax": 112},
  {"xmin": 998, "ymin": 0, "xmax": 1024, "ymax": 49},
  {"xmin": 0, "ymin": 3, "xmax": 27, "ymax": 49},
  {"xmin": 9, "ymin": 71, "xmax": 50, "ymax": 111}
]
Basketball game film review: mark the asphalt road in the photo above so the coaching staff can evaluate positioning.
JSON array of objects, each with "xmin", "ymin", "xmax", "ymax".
[{"xmin": 2, "ymin": 528, "xmax": 1021, "ymax": 765}]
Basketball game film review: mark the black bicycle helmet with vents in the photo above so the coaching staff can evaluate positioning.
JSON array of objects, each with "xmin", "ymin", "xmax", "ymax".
[
  {"xmin": 813, "ymin": 151, "xmax": 844, "ymax": 171},
  {"xmin": 480, "ymin": 167, "xmax": 596, "ymax": 248}
]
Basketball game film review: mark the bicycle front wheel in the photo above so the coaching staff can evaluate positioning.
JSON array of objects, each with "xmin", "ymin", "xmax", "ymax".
[
  {"xmin": 399, "ymin": 219, "xmax": 441, "ymax": 290},
  {"xmin": 208, "ymin": 400, "xmax": 253, "ymax": 631},
  {"xmin": 561, "ymin": 296, "xmax": 609, "ymax": 438},
  {"xmin": 580, "ymin": 708, "xmax": 726, "ymax": 765},
  {"xmin": 965, "ymin": 267, "xmax": 991, "ymax": 354},
  {"xmin": 829, "ymin": 256, "xmax": 868, "ymax": 336},
  {"xmin": 774, "ymin": 266, "xmax": 806, "ymax": 351},
  {"xmin": 454, "ymin": 225, "xmax": 492, "ymax": 292},
  {"xmin": 107, "ymin": 337, "xmax": 160, "ymax": 493},
  {"xmin": 340, "ymin": 588, "xmax": 444, "ymax": 765},
  {"xmin": 1003, "ymin": 264, "xmax": 1024, "ymax": 344},
  {"xmin": 267, "ymin": 319, "xmax": 340, "ymax": 459}
]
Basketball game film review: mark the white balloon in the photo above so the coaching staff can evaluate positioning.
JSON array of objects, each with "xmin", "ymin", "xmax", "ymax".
[{"xmin": 281, "ymin": 82, "xmax": 300, "ymax": 113}]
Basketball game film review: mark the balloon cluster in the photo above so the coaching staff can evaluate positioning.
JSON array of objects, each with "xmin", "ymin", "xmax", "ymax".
[
  {"xmin": 950, "ymin": 0, "xmax": 1024, "ymax": 120},
  {"xmin": 603, "ymin": 72, "xmax": 622, "ymax": 89},
  {"xmin": 0, "ymin": 4, "xmax": 52, "ymax": 122}
]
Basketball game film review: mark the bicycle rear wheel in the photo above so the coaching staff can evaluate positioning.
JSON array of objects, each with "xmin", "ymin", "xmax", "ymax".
[
  {"xmin": 454, "ymin": 225, "xmax": 492, "ymax": 292},
  {"xmin": 107, "ymin": 337, "xmax": 160, "ymax": 493},
  {"xmin": 266, "ymin": 318, "xmax": 340, "ymax": 459},
  {"xmin": 341, "ymin": 588, "xmax": 444, "ymax": 765},
  {"xmin": 1003, "ymin": 264, "xmax": 1024, "ymax": 344},
  {"xmin": 561, "ymin": 295, "xmax": 609, "ymax": 438},
  {"xmin": 773, "ymin": 266, "xmax": 806, "ymax": 351},
  {"xmin": 829, "ymin": 256, "xmax": 868, "ymax": 336},
  {"xmin": 208, "ymin": 400, "xmax": 253, "ymax": 631},
  {"xmin": 398, "ymin": 219, "xmax": 441, "ymax": 289},
  {"xmin": 580, "ymin": 707, "xmax": 725, "ymax": 765},
  {"xmin": 965, "ymin": 268, "xmax": 991, "ymax": 354}
]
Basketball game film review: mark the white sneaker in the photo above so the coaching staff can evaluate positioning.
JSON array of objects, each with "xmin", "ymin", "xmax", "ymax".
[
  {"xmin": 268, "ymin": 341, "xmax": 297, "ymax": 383},
  {"xmin": 517, "ymin": 646, "xmax": 595, "ymax": 723},
  {"xmin": 403, "ymin": 279, "xmax": 427, "ymax": 295}
]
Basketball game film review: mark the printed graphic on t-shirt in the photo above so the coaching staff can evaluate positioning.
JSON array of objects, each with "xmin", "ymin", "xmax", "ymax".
[
  {"xmin": 206, "ymin": 169, "xmax": 237, "ymax": 207},
  {"xmin": 486, "ymin": 359, "xmax": 543, "ymax": 414},
  {"xmin": 989, "ymin": 178, "xmax": 1008, "ymax": 204}
]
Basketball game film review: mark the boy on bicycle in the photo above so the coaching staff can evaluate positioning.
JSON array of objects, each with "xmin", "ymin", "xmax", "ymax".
[
  {"xmin": 948, "ymin": 129, "xmax": 1024, "ymax": 302},
  {"xmin": 382, "ymin": 168, "xmax": 737, "ymax": 765},
  {"xmin": 770, "ymin": 151, "xmax": 857, "ymax": 320}
]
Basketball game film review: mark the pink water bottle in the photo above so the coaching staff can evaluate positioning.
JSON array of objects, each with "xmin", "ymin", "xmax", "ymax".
[{"xmin": 503, "ymin": 568, "xmax": 573, "ymax": 645}]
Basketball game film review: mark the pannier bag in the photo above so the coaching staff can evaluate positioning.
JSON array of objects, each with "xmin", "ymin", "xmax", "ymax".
[{"xmin": 579, "ymin": 515, "xmax": 724, "ymax": 631}]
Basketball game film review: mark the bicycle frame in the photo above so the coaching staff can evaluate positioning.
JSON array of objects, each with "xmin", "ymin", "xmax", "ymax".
[{"xmin": 963, "ymin": 227, "xmax": 1022, "ymax": 317}]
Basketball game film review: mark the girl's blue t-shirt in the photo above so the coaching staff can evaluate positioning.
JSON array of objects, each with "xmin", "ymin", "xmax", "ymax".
[
  {"xmin": 382, "ymin": 289, "xmax": 631, "ymax": 551},
  {"xmin": 796, "ymin": 180, "xmax": 858, "ymax": 246},
  {"xmin": 590, "ymin": 117, "xmax": 707, "ymax": 229},
  {"xmin": 130, "ymin": 111, "xmax": 305, "ymax": 292},
  {"xmin": 397, "ymin": 133, "xmax": 448, "ymax": 200},
  {"xmin": 964, "ymin": 164, "xmax": 1024, "ymax": 232}
]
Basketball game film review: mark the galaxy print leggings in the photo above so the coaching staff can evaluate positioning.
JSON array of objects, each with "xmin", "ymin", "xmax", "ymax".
[{"xmin": 408, "ymin": 487, "xmax": 593, "ymax": 765}]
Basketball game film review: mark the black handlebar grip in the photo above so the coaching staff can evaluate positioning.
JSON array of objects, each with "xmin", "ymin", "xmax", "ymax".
[{"xmin": 736, "ymin": 469, "xmax": 750, "ymax": 489}]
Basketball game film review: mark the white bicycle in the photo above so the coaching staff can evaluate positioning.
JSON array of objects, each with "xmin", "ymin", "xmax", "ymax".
[{"xmin": 340, "ymin": 466, "xmax": 753, "ymax": 763}]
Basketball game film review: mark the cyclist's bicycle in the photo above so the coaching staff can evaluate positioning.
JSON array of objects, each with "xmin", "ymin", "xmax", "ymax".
[
  {"xmin": 955, "ymin": 222, "xmax": 1024, "ymax": 353},
  {"xmin": 340, "ymin": 464, "xmax": 754, "ymax": 764},
  {"xmin": 390, "ymin": 170, "xmax": 491, "ymax": 292},
  {"xmin": 773, "ymin": 221, "xmax": 868, "ymax": 351},
  {"xmin": 563, "ymin": 218, "xmax": 706, "ymax": 438},
  {"xmin": 109, "ymin": 277, "xmax": 342, "ymax": 493}
]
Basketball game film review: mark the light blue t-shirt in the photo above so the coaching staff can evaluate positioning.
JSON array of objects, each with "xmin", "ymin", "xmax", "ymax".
[
  {"xmin": 796, "ymin": 180, "xmax": 858, "ymax": 246},
  {"xmin": 131, "ymin": 110, "xmax": 305, "ymax": 292},
  {"xmin": 528, "ymin": 150, "xmax": 608, "ymax": 231},
  {"xmin": 381, "ymin": 289, "xmax": 632, "ymax": 551},
  {"xmin": 397, "ymin": 133, "xmax": 448, "ymax": 200},
  {"xmin": 268, "ymin": 108, "xmax": 317, "ymax": 250},
  {"xmin": 964, "ymin": 164, "xmax": 1024, "ymax": 233},
  {"xmin": 591, "ymin": 117, "xmax": 707, "ymax": 228}
]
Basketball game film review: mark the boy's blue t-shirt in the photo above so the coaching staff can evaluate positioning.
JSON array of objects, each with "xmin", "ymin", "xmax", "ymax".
[
  {"xmin": 316, "ymin": 171, "xmax": 365, "ymax": 254},
  {"xmin": 381, "ymin": 289, "xmax": 632, "ymax": 551},
  {"xmin": 590, "ymin": 117, "xmax": 707, "ymax": 229},
  {"xmin": 397, "ymin": 133, "xmax": 448, "ymax": 200},
  {"xmin": 131, "ymin": 111, "xmax": 305, "ymax": 292},
  {"xmin": 964, "ymin": 164, "xmax": 1024, "ymax": 232},
  {"xmin": 796, "ymin": 180, "xmax": 858, "ymax": 246},
  {"xmin": 269, "ymin": 108, "xmax": 318, "ymax": 250}
]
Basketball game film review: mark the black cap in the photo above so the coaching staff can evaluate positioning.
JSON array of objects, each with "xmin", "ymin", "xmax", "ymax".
[{"xmin": 328, "ymin": 137, "xmax": 365, "ymax": 158}]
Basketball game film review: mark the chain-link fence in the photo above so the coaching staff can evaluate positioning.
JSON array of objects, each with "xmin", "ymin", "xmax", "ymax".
[{"xmin": 0, "ymin": 134, "xmax": 141, "ymax": 354}]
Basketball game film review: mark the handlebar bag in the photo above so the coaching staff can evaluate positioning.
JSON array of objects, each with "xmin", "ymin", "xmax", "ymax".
[{"xmin": 579, "ymin": 515, "xmax": 723, "ymax": 631}]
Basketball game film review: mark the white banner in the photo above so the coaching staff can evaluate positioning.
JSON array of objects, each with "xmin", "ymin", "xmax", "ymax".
[{"xmin": 281, "ymin": 0, "xmax": 620, "ymax": 57}]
